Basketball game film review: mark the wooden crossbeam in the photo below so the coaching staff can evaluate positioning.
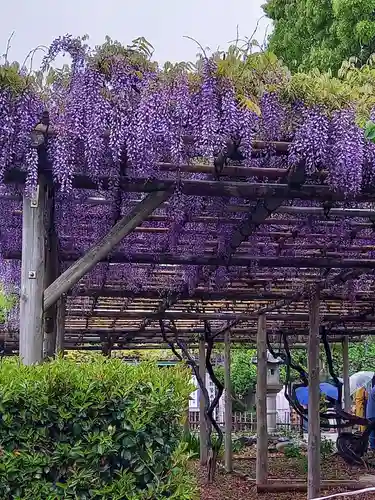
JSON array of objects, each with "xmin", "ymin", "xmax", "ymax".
[
  {"xmin": 2, "ymin": 335, "xmax": 366, "ymax": 351},
  {"xmin": 65, "ymin": 288, "xmax": 375, "ymax": 301},
  {"xmin": 43, "ymin": 190, "xmax": 172, "ymax": 310},
  {"xmin": 11, "ymin": 325, "xmax": 358, "ymax": 336},
  {"xmin": 7, "ymin": 194, "xmax": 374, "ymax": 218},
  {"xmin": 6, "ymin": 168, "xmax": 375, "ymax": 202},
  {"xmin": 30, "ymin": 253, "xmax": 375, "ymax": 269},
  {"xmin": 5, "ymin": 341, "xmax": 364, "ymax": 353},
  {"xmin": 36, "ymin": 339, "xmax": 368, "ymax": 350},
  {"xmin": 8, "ymin": 252, "xmax": 375, "ymax": 269},
  {"xmin": 59, "ymin": 325, "xmax": 373, "ymax": 334},
  {"xmin": 32, "ymin": 124, "xmax": 290, "ymax": 156},
  {"xmin": 63, "ymin": 309, "xmax": 375, "ymax": 322}
]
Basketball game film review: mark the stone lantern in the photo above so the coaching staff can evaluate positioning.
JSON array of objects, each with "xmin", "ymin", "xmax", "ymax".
[{"xmin": 253, "ymin": 351, "xmax": 283, "ymax": 433}]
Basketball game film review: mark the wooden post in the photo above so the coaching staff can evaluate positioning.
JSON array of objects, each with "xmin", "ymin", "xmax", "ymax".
[
  {"xmin": 55, "ymin": 295, "xmax": 66, "ymax": 356},
  {"xmin": 19, "ymin": 182, "xmax": 47, "ymax": 365},
  {"xmin": 199, "ymin": 338, "xmax": 208, "ymax": 465},
  {"xmin": 308, "ymin": 287, "xmax": 321, "ymax": 499},
  {"xmin": 224, "ymin": 329, "xmax": 233, "ymax": 472},
  {"xmin": 43, "ymin": 187, "xmax": 58, "ymax": 358},
  {"xmin": 342, "ymin": 337, "xmax": 350, "ymax": 412},
  {"xmin": 44, "ymin": 190, "xmax": 172, "ymax": 310},
  {"xmin": 339, "ymin": 337, "xmax": 351, "ymax": 433},
  {"xmin": 256, "ymin": 314, "xmax": 268, "ymax": 485}
]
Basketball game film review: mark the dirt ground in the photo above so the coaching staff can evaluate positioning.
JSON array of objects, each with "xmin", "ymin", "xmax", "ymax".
[
  {"xmin": 233, "ymin": 450, "xmax": 365, "ymax": 480},
  {"xmin": 196, "ymin": 452, "xmax": 375, "ymax": 500}
]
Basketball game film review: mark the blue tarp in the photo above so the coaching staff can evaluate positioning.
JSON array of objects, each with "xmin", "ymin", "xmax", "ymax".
[{"xmin": 295, "ymin": 382, "xmax": 339, "ymax": 406}]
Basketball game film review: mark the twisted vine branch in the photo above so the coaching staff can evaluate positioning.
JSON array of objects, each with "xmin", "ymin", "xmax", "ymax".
[
  {"xmin": 159, "ymin": 318, "xmax": 224, "ymax": 482},
  {"xmin": 203, "ymin": 319, "xmax": 224, "ymax": 482}
]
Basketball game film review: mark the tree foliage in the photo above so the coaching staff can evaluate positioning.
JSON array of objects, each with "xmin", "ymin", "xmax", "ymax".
[
  {"xmin": 263, "ymin": 0, "xmax": 375, "ymax": 73},
  {"xmin": 230, "ymin": 349, "xmax": 257, "ymax": 397},
  {"xmin": 222, "ymin": 340, "xmax": 375, "ymax": 404},
  {"xmin": 215, "ymin": 349, "xmax": 257, "ymax": 400},
  {"xmin": 330, "ymin": 338, "xmax": 375, "ymax": 375},
  {"xmin": 202, "ymin": 42, "xmax": 375, "ymax": 125},
  {"xmin": 0, "ymin": 291, "xmax": 14, "ymax": 324}
]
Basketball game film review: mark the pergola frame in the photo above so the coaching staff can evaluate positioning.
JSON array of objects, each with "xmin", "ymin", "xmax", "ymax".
[{"xmin": 3, "ymin": 133, "xmax": 375, "ymax": 499}]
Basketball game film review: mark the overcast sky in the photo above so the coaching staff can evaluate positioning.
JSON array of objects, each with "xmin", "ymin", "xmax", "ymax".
[{"xmin": 0, "ymin": 0, "xmax": 270, "ymax": 69}]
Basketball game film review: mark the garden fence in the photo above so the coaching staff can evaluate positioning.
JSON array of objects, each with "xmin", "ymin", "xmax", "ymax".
[{"xmin": 188, "ymin": 409, "xmax": 300, "ymax": 433}]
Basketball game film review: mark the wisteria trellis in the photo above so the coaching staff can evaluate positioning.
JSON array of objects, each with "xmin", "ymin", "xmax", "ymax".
[{"xmin": 0, "ymin": 35, "xmax": 375, "ymax": 348}]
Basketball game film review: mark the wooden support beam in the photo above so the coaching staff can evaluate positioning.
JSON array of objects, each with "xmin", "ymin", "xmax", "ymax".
[
  {"xmin": 2, "ymin": 339, "xmax": 367, "ymax": 352},
  {"xmin": 31, "ymin": 125, "xmax": 291, "ymax": 155},
  {"xmin": 10, "ymin": 251, "xmax": 375, "ymax": 270},
  {"xmin": 199, "ymin": 339, "xmax": 208, "ymax": 465},
  {"xmin": 23, "ymin": 337, "xmax": 365, "ymax": 349},
  {"xmin": 19, "ymin": 181, "xmax": 47, "ymax": 365},
  {"xmin": 55, "ymin": 294, "xmax": 67, "ymax": 355},
  {"xmin": 43, "ymin": 326, "xmax": 374, "ymax": 337},
  {"xmin": 224, "ymin": 329, "xmax": 232, "ymax": 473},
  {"xmin": 1, "ymin": 328, "xmax": 368, "ymax": 347},
  {"xmin": 308, "ymin": 286, "xmax": 321, "ymax": 499},
  {"xmin": 342, "ymin": 337, "xmax": 350, "ymax": 412},
  {"xmin": 43, "ymin": 186, "xmax": 59, "ymax": 358},
  {"xmin": 227, "ymin": 163, "xmax": 305, "ymax": 251},
  {"xmin": 256, "ymin": 314, "xmax": 268, "ymax": 486},
  {"xmin": 276, "ymin": 205, "xmax": 375, "ymax": 218},
  {"xmin": 56, "ymin": 328, "xmax": 369, "ymax": 338},
  {"xmin": 43, "ymin": 190, "xmax": 172, "ymax": 310},
  {"xmin": 257, "ymin": 480, "xmax": 373, "ymax": 493},
  {"xmin": 7, "ymin": 194, "xmax": 375, "ymax": 219},
  {"xmin": 7, "ymin": 168, "xmax": 375, "ymax": 202},
  {"xmin": 64, "ymin": 309, "xmax": 375, "ymax": 323},
  {"xmin": 64, "ymin": 287, "xmax": 375, "ymax": 301}
]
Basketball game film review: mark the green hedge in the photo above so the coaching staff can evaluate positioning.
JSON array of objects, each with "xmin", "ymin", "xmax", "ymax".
[{"xmin": 0, "ymin": 358, "xmax": 197, "ymax": 499}]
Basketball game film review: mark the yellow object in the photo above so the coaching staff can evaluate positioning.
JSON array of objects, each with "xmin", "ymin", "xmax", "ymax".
[{"xmin": 355, "ymin": 387, "xmax": 367, "ymax": 432}]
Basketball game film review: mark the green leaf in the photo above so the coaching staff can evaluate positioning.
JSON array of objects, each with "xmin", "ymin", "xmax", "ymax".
[
  {"xmin": 121, "ymin": 450, "xmax": 132, "ymax": 461},
  {"xmin": 134, "ymin": 464, "xmax": 145, "ymax": 474},
  {"xmin": 365, "ymin": 120, "xmax": 375, "ymax": 142},
  {"xmin": 73, "ymin": 423, "xmax": 82, "ymax": 436}
]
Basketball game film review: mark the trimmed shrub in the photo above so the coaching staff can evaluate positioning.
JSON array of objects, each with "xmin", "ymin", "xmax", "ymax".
[{"xmin": 0, "ymin": 357, "xmax": 197, "ymax": 499}]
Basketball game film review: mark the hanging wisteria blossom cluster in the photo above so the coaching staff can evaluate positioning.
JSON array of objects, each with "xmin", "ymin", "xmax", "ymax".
[
  {"xmin": 0, "ymin": 34, "xmax": 375, "ymax": 331},
  {"xmin": 0, "ymin": 35, "xmax": 374, "ymax": 193}
]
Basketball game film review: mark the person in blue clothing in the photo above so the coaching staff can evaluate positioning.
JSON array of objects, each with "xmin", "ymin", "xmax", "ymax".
[{"xmin": 365, "ymin": 376, "xmax": 375, "ymax": 450}]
